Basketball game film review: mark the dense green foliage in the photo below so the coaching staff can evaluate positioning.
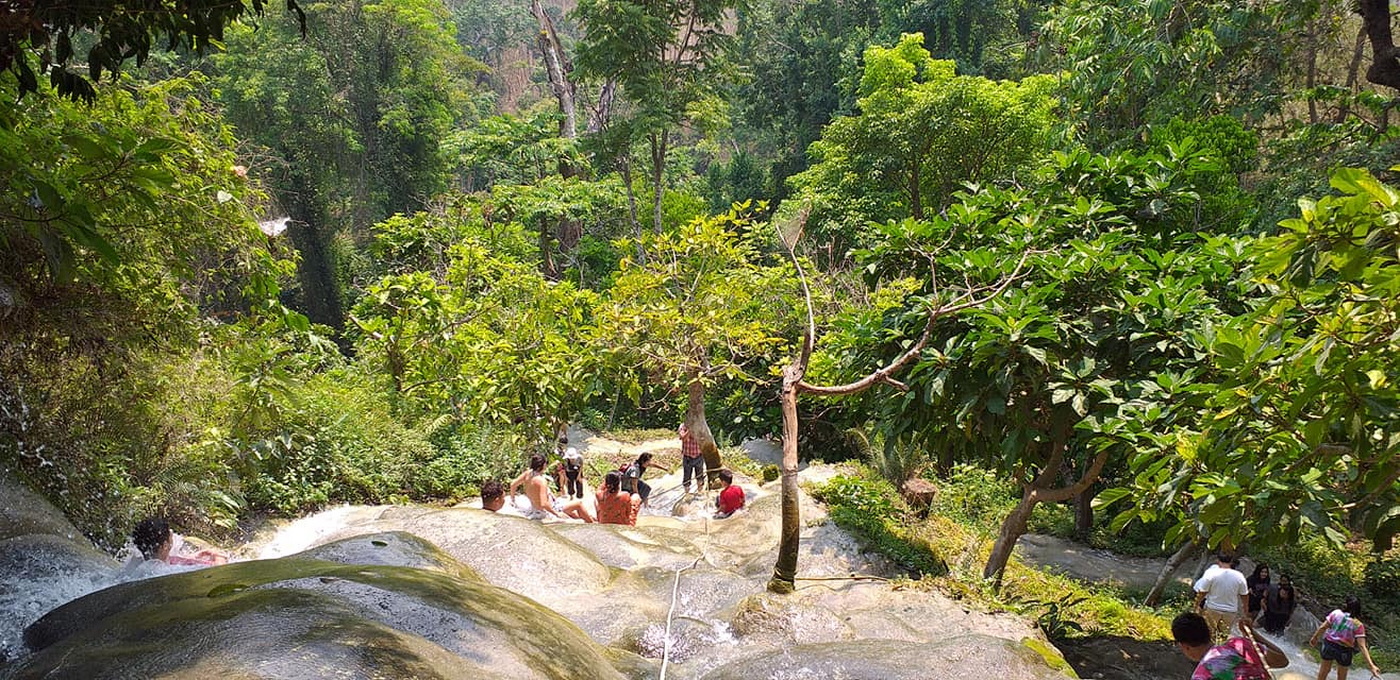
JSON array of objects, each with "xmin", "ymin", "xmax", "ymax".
[{"xmin": 4, "ymin": 0, "xmax": 1400, "ymax": 643}]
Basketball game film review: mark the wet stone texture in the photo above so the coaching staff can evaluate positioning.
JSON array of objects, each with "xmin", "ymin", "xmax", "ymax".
[{"xmin": 12, "ymin": 533, "xmax": 625, "ymax": 680}]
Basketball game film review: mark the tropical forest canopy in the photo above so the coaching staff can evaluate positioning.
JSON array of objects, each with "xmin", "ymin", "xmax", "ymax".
[{"xmin": 4, "ymin": 0, "xmax": 1400, "ymax": 605}]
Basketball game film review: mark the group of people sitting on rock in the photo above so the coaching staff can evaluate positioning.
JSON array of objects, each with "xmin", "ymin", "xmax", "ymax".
[
  {"xmin": 1173, "ymin": 552, "xmax": 1381, "ymax": 680},
  {"xmin": 479, "ymin": 430, "xmax": 746, "ymax": 525}
]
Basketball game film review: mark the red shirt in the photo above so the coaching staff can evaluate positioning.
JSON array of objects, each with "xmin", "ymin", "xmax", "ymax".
[{"xmin": 718, "ymin": 485, "xmax": 745, "ymax": 514}]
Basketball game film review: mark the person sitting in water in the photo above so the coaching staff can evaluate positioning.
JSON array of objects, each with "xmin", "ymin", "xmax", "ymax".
[
  {"xmin": 596, "ymin": 471, "xmax": 640, "ymax": 526},
  {"xmin": 1173, "ymin": 612, "xmax": 1287, "ymax": 680},
  {"xmin": 132, "ymin": 518, "xmax": 228, "ymax": 566},
  {"xmin": 480, "ymin": 479, "xmax": 505, "ymax": 512},
  {"xmin": 714, "ymin": 469, "xmax": 745, "ymax": 519},
  {"xmin": 622, "ymin": 452, "xmax": 655, "ymax": 506},
  {"xmin": 509, "ymin": 453, "xmax": 594, "ymax": 522}
]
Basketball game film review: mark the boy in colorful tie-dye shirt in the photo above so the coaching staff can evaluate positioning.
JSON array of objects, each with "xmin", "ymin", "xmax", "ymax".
[{"xmin": 1173, "ymin": 612, "xmax": 1287, "ymax": 680}]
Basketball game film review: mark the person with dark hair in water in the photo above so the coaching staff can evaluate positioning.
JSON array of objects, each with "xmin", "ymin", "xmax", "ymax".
[
  {"xmin": 1261, "ymin": 574, "xmax": 1296, "ymax": 634},
  {"xmin": 480, "ymin": 480, "xmax": 505, "ymax": 512},
  {"xmin": 1173, "ymin": 611, "xmax": 1286, "ymax": 680},
  {"xmin": 132, "ymin": 518, "xmax": 227, "ymax": 566},
  {"xmin": 596, "ymin": 471, "xmax": 640, "ymax": 525},
  {"xmin": 622, "ymin": 452, "xmax": 654, "ymax": 506},
  {"xmin": 1310, "ymin": 596, "xmax": 1382, "ymax": 680},
  {"xmin": 713, "ymin": 469, "xmax": 745, "ymax": 519}
]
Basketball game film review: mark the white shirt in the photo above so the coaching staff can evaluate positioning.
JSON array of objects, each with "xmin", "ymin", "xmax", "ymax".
[{"xmin": 1195, "ymin": 564, "xmax": 1248, "ymax": 613}]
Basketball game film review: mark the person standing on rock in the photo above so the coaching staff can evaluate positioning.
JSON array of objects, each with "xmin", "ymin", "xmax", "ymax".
[
  {"xmin": 510, "ymin": 454, "xmax": 594, "ymax": 522},
  {"xmin": 1309, "ymin": 596, "xmax": 1382, "ymax": 680},
  {"xmin": 1246, "ymin": 564, "xmax": 1270, "ymax": 623},
  {"xmin": 1173, "ymin": 612, "xmax": 1287, "ymax": 680},
  {"xmin": 1195, "ymin": 553, "xmax": 1250, "ymax": 643},
  {"xmin": 561, "ymin": 442, "xmax": 585, "ymax": 500},
  {"xmin": 680, "ymin": 423, "xmax": 705, "ymax": 495}
]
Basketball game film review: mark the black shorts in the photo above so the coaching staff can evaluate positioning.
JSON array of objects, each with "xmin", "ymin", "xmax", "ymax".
[{"xmin": 1321, "ymin": 640, "xmax": 1355, "ymax": 667}]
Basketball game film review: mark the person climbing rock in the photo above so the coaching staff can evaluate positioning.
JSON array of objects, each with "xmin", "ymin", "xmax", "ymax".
[
  {"xmin": 1260, "ymin": 575, "xmax": 1296, "ymax": 634},
  {"xmin": 596, "ymin": 471, "xmax": 640, "ymax": 526},
  {"xmin": 622, "ymin": 452, "xmax": 655, "ymax": 506},
  {"xmin": 510, "ymin": 453, "xmax": 594, "ymax": 522},
  {"xmin": 713, "ymin": 469, "xmax": 745, "ymax": 519},
  {"xmin": 131, "ymin": 518, "xmax": 228, "ymax": 566},
  {"xmin": 1195, "ymin": 553, "xmax": 1249, "ymax": 643},
  {"xmin": 1173, "ymin": 612, "xmax": 1286, "ymax": 680},
  {"xmin": 1310, "ymin": 596, "xmax": 1382, "ymax": 680},
  {"xmin": 679, "ymin": 422, "xmax": 705, "ymax": 494}
]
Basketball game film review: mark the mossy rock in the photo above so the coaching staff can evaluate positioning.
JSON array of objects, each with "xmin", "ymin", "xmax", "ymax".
[{"xmin": 17, "ymin": 532, "xmax": 625, "ymax": 680}]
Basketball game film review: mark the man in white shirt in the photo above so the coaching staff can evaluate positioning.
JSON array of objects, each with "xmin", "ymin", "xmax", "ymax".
[{"xmin": 1194, "ymin": 553, "xmax": 1249, "ymax": 642}]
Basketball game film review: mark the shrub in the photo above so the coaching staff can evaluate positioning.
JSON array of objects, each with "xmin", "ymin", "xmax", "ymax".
[
  {"xmin": 928, "ymin": 464, "xmax": 1019, "ymax": 533},
  {"xmin": 235, "ymin": 370, "xmax": 434, "ymax": 515},
  {"xmin": 411, "ymin": 421, "xmax": 530, "ymax": 500},
  {"xmin": 811, "ymin": 470, "xmax": 948, "ymax": 577}
]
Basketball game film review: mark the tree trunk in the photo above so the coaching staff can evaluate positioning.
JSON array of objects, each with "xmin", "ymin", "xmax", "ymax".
[
  {"xmin": 529, "ymin": 0, "xmax": 576, "ymax": 140},
  {"xmin": 1359, "ymin": 0, "xmax": 1400, "ymax": 91},
  {"xmin": 983, "ymin": 442, "xmax": 1109, "ymax": 589},
  {"xmin": 1074, "ymin": 487, "xmax": 1094, "ymax": 538},
  {"xmin": 1306, "ymin": 22, "xmax": 1318, "ymax": 124},
  {"xmin": 620, "ymin": 157, "xmax": 644, "ymax": 262},
  {"xmin": 985, "ymin": 488, "xmax": 1036, "ymax": 587},
  {"xmin": 1145, "ymin": 539, "xmax": 1201, "ymax": 606},
  {"xmin": 684, "ymin": 377, "xmax": 723, "ymax": 484},
  {"xmin": 768, "ymin": 364, "xmax": 802, "ymax": 593},
  {"xmin": 587, "ymin": 80, "xmax": 616, "ymax": 135},
  {"xmin": 650, "ymin": 130, "xmax": 668, "ymax": 232},
  {"xmin": 1341, "ymin": 25, "xmax": 1368, "ymax": 123}
]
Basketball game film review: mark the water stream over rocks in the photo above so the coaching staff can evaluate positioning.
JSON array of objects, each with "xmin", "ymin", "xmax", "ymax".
[{"xmin": 0, "ymin": 436, "xmax": 1074, "ymax": 679}]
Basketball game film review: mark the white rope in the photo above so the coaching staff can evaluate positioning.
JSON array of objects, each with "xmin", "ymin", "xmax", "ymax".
[
  {"xmin": 659, "ymin": 482, "xmax": 717, "ymax": 680},
  {"xmin": 660, "ymin": 556, "xmax": 703, "ymax": 680}
]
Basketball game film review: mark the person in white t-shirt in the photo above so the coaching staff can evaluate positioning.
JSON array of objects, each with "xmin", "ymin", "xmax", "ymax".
[{"xmin": 1195, "ymin": 553, "xmax": 1250, "ymax": 643}]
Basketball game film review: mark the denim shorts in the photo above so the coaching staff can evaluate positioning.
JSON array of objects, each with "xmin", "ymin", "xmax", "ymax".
[{"xmin": 1320, "ymin": 640, "xmax": 1355, "ymax": 667}]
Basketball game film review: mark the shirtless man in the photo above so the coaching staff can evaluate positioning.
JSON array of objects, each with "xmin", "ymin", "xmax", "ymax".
[{"xmin": 509, "ymin": 454, "xmax": 594, "ymax": 522}]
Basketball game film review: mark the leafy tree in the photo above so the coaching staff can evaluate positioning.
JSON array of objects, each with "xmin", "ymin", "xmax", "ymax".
[
  {"xmin": 1107, "ymin": 167, "xmax": 1400, "ymax": 560},
  {"xmin": 0, "ymin": 0, "xmax": 303, "ymax": 101},
  {"xmin": 352, "ymin": 209, "xmax": 596, "ymax": 441},
  {"xmin": 858, "ymin": 146, "xmax": 1252, "ymax": 586},
  {"xmin": 1035, "ymin": 0, "xmax": 1320, "ymax": 148},
  {"xmin": 573, "ymin": 0, "xmax": 738, "ymax": 233},
  {"xmin": 782, "ymin": 33, "xmax": 1055, "ymax": 257},
  {"xmin": 594, "ymin": 207, "xmax": 796, "ymax": 475},
  {"xmin": 0, "ymin": 75, "xmax": 290, "ymax": 538},
  {"xmin": 768, "ymin": 224, "xmax": 1024, "ymax": 593},
  {"xmin": 213, "ymin": 0, "xmax": 478, "ymax": 329}
]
